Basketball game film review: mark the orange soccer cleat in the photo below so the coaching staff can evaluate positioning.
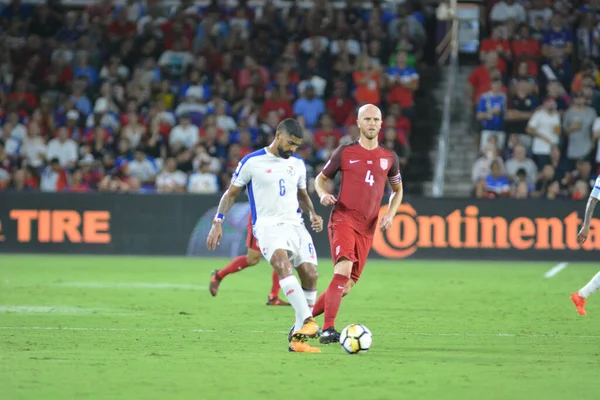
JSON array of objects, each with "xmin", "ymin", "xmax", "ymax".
[
  {"xmin": 288, "ymin": 339, "xmax": 321, "ymax": 353},
  {"xmin": 209, "ymin": 270, "xmax": 222, "ymax": 297},
  {"xmin": 571, "ymin": 292, "xmax": 587, "ymax": 316},
  {"xmin": 291, "ymin": 317, "xmax": 321, "ymax": 341}
]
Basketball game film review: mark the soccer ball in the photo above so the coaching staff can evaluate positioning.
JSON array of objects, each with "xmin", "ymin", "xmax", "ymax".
[{"xmin": 339, "ymin": 324, "xmax": 372, "ymax": 354}]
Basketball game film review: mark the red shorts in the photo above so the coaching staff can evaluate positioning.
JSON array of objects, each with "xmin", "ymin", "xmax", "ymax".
[
  {"xmin": 328, "ymin": 223, "xmax": 373, "ymax": 283},
  {"xmin": 246, "ymin": 214, "xmax": 260, "ymax": 252}
]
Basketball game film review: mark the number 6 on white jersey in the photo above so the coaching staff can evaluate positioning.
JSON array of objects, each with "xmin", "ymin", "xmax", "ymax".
[{"xmin": 365, "ymin": 170, "xmax": 374, "ymax": 186}]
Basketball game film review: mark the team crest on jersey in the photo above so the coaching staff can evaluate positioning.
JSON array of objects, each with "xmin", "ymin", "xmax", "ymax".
[
  {"xmin": 286, "ymin": 166, "xmax": 295, "ymax": 176},
  {"xmin": 380, "ymin": 158, "xmax": 389, "ymax": 170}
]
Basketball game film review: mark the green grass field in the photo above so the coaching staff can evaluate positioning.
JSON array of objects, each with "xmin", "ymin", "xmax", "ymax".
[{"xmin": 1, "ymin": 255, "xmax": 600, "ymax": 400}]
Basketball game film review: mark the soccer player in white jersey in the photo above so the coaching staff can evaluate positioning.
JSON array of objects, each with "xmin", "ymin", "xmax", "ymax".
[
  {"xmin": 572, "ymin": 176, "xmax": 600, "ymax": 315},
  {"xmin": 206, "ymin": 118, "xmax": 324, "ymax": 353}
]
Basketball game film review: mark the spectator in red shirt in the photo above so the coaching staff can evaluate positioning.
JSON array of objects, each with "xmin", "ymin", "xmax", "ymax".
[
  {"xmin": 9, "ymin": 78, "xmax": 37, "ymax": 112},
  {"xmin": 313, "ymin": 114, "xmax": 343, "ymax": 148},
  {"xmin": 260, "ymin": 86, "xmax": 293, "ymax": 121},
  {"xmin": 107, "ymin": 8, "xmax": 136, "ymax": 44},
  {"xmin": 326, "ymin": 81, "xmax": 355, "ymax": 126},
  {"xmin": 511, "ymin": 24, "xmax": 541, "ymax": 77},
  {"xmin": 238, "ymin": 130, "xmax": 254, "ymax": 158},
  {"xmin": 468, "ymin": 51, "xmax": 500, "ymax": 107},
  {"xmin": 480, "ymin": 24, "xmax": 511, "ymax": 74},
  {"xmin": 84, "ymin": 0, "xmax": 114, "ymax": 25},
  {"xmin": 237, "ymin": 55, "xmax": 269, "ymax": 93},
  {"xmin": 386, "ymin": 51, "xmax": 420, "ymax": 109},
  {"xmin": 65, "ymin": 168, "xmax": 90, "ymax": 192},
  {"xmin": 280, "ymin": 58, "xmax": 300, "ymax": 85},
  {"xmin": 160, "ymin": 18, "xmax": 193, "ymax": 50}
]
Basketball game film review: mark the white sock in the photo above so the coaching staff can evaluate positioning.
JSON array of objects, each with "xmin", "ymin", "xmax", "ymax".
[
  {"xmin": 279, "ymin": 275, "xmax": 312, "ymax": 331},
  {"xmin": 579, "ymin": 271, "xmax": 600, "ymax": 298},
  {"xmin": 303, "ymin": 289, "xmax": 317, "ymax": 312}
]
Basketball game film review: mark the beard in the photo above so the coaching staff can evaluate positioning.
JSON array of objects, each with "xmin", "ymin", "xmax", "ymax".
[
  {"xmin": 277, "ymin": 144, "xmax": 293, "ymax": 159},
  {"xmin": 361, "ymin": 128, "xmax": 379, "ymax": 140}
]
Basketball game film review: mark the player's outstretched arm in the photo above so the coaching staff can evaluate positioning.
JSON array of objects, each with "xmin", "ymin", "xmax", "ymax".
[
  {"xmin": 315, "ymin": 173, "xmax": 337, "ymax": 206},
  {"xmin": 380, "ymin": 182, "xmax": 403, "ymax": 231},
  {"xmin": 297, "ymin": 188, "xmax": 323, "ymax": 232},
  {"xmin": 206, "ymin": 184, "xmax": 243, "ymax": 251},
  {"xmin": 578, "ymin": 193, "xmax": 599, "ymax": 244}
]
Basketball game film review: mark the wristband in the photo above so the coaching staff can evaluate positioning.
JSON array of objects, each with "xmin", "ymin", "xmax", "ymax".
[{"xmin": 213, "ymin": 213, "xmax": 225, "ymax": 224}]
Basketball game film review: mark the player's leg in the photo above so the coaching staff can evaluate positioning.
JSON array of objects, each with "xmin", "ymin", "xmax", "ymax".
[
  {"xmin": 270, "ymin": 248, "xmax": 320, "ymax": 353},
  {"xmin": 571, "ymin": 271, "xmax": 600, "ymax": 315},
  {"xmin": 313, "ymin": 275, "xmax": 354, "ymax": 317},
  {"xmin": 293, "ymin": 226, "xmax": 319, "ymax": 312},
  {"xmin": 296, "ymin": 263, "xmax": 318, "ymax": 311},
  {"xmin": 209, "ymin": 248, "xmax": 260, "ymax": 296},
  {"xmin": 209, "ymin": 219, "xmax": 260, "ymax": 296},
  {"xmin": 316, "ymin": 225, "xmax": 357, "ymax": 344},
  {"xmin": 267, "ymin": 269, "xmax": 291, "ymax": 306}
]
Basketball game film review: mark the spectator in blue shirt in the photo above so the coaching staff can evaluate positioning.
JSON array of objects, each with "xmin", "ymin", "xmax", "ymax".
[
  {"xmin": 475, "ymin": 160, "xmax": 511, "ymax": 198},
  {"xmin": 293, "ymin": 85, "xmax": 325, "ymax": 129},
  {"xmin": 542, "ymin": 14, "xmax": 574, "ymax": 58},
  {"xmin": 73, "ymin": 53, "xmax": 99, "ymax": 87},
  {"xmin": 69, "ymin": 78, "xmax": 92, "ymax": 117},
  {"xmin": 477, "ymin": 75, "xmax": 507, "ymax": 152}
]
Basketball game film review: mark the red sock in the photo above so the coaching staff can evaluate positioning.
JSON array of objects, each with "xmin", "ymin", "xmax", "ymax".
[
  {"xmin": 312, "ymin": 290, "xmax": 327, "ymax": 317},
  {"xmin": 217, "ymin": 256, "xmax": 250, "ymax": 279},
  {"xmin": 323, "ymin": 274, "xmax": 349, "ymax": 330},
  {"xmin": 269, "ymin": 269, "xmax": 280, "ymax": 299}
]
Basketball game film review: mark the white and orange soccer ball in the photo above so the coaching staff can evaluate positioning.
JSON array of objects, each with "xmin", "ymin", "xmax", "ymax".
[{"xmin": 339, "ymin": 324, "xmax": 372, "ymax": 354}]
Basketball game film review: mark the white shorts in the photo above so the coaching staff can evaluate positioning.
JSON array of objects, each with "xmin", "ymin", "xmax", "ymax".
[{"xmin": 254, "ymin": 223, "xmax": 318, "ymax": 268}]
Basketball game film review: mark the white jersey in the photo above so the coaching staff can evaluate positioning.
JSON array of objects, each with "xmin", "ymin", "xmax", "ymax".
[
  {"xmin": 232, "ymin": 148, "xmax": 305, "ymax": 231},
  {"xmin": 591, "ymin": 176, "xmax": 600, "ymax": 200}
]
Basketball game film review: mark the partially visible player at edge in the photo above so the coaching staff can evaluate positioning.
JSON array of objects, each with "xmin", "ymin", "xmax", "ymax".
[
  {"xmin": 209, "ymin": 213, "xmax": 291, "ymax": 306},
  {"xmin": 571, "ymin": 176, "xmax": 600, "ymax": 315},
  {"xmin": 313, "ymin": 104, "xmax": 403, "ymax": 344},
  {"xmin": 206, "ymin": 118, "xmax": 324, "ymax": 353}
]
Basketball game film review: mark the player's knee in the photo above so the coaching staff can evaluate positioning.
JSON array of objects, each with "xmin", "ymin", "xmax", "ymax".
[
  {"xmin": 270, "ymin": 254, "xmax": 292, "ymax": 277},
  {"xmin": 246, "ymin": 251, "xmax": 261, "ymax": 266},
  {"xmin": 333, "ymin": 259, "xmax": 353, "ymax": 277},
  {"xmin": 305, "ymin": 266, "xmax": 318, "ymax": 285}
]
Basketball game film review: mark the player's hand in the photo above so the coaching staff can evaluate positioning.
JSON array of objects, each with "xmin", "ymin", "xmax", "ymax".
[
  {"xmin": 310, "ymin": 213, "xmax": 323, "ymax": 232},
  {"xmin": 379, "ymin": 212, "xmax": 394, "ymax": 231},
  {"xmin": 206, "ymin": 223, "xmax": 223, "ymax": 251},
  {"xmin": 578, "ymin": 226, "xmax": 590, "ymax": 244},
  {"xmin": 320, "ymin": 194, "xmax": 337, "ymax": 206}
]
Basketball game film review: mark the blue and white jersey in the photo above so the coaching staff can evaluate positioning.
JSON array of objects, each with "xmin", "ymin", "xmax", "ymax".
[
  {"xmin": 232, "ymin": 148, "xmax": 306, "ymax": 230},
  {"xmin": 591, "ymin": 176, "xmax": 600, "ymax": 200}
]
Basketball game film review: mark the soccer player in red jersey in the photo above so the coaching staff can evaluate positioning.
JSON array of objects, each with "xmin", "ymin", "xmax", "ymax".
[
  {"xmin": 313, "ymin": 104, "xmax": 404, "ymax": 344},
  {"xmin": 209, "ymin": 213, "xmax": 291, "ymax": 306}
]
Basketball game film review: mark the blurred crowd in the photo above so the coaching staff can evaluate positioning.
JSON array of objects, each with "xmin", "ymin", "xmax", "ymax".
[
  {"xmin": 470, "ymin": 0, "xmax": 600, "ymax": 200},
  {"xmin": 0, "ymin": 0, "xmax": 424, "ymax": 194}
]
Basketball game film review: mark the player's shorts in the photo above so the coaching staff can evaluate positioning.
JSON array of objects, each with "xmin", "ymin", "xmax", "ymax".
[
  {"xmin": 245, "ymin": 214, "xmax": 260, "ymax": 252},
  {"xmin": 328, "ymin": 223, "xmax": 373, "ymax": 284},
  {"xmin": 254, "ymin": 223, "xmax": 318, "ymax": 268}
]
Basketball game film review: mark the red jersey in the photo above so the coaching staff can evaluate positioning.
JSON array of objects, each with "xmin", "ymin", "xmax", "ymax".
[{"xmin": 321, "ymin": 142, "xmax": 401, "ymax": 237}]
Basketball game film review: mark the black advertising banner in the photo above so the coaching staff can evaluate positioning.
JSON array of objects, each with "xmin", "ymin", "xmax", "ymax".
[
  {"xmin": 0, "ymin": 192, "xmax": 331, "ymax": 257},
  {"xmin": 0, "ymin": 192, "xmax": 596, "ymax": 261}
]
